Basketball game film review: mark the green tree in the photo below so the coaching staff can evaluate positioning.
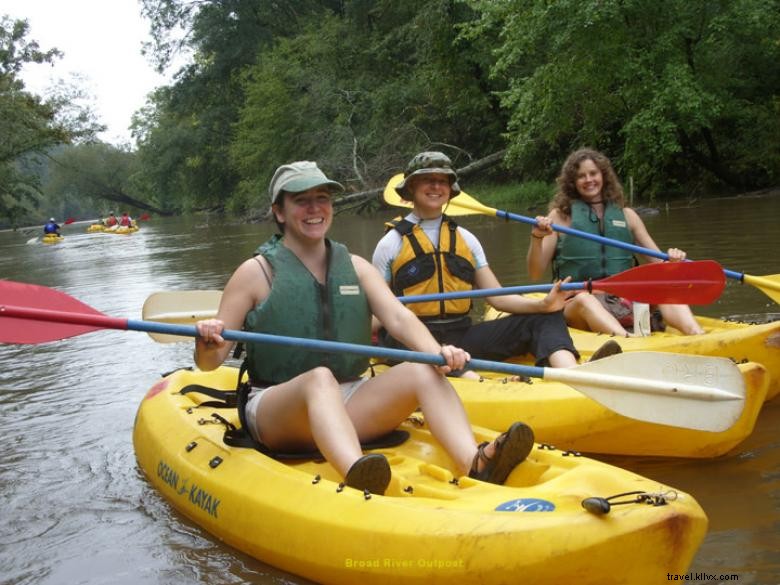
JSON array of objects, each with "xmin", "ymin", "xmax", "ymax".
[
  {"xmin": 136, "ymin": 0, "xmax": 508, "ymax": 214},
  {"xmin": 0, "ymin": 16, "xmax": 103, "ymax": 225},
  {"xmin": 465, "ymin": 0, "xmax": 780, "ymax": 196},
  {"xmin": 46, "ymin": 142, "xmax": 168, "ymax": 215},
  {"xmin": 231, "ymin": 0, "xmax": 508, "ymax": 211},
  {"xmin": 136, "ymin": 0, "xmax": 339, "ymax": 212}
]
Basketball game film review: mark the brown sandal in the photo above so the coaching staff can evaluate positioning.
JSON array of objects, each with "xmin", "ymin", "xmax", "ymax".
[
  {"xmin": 345, "ymin": 453, "xmax": 391, "ymax": 495},
  {"xmin": 589, "ymin": 339, "xmax": 623, "ymax": 362},
  {"xmin": 468, "ymin": 422, "xmax": 535, "ymax": 485}
]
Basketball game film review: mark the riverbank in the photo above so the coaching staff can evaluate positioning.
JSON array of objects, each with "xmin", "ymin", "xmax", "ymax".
[{"xmin": 467, "ymin": 181, "xmax": 780, "ymax": 215}]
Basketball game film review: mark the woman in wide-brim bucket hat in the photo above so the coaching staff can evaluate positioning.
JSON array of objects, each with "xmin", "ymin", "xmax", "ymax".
[{"xmin": 395, "ymin": 151, "xmax": 461, "ymax": 200}]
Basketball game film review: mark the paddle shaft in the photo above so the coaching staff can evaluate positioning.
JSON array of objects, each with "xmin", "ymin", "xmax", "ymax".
[
  {"xmin": 399, "ymin": 282, "xmax": 593, "ymax": 303},
  {"xmin": 141, "ymin": 260, "xmax": 724, "ymax": 326},
  {"xmin": 398, "ymin": 269, "xmax": 719, "ymax": 305},
  {"xmin": 0, "ymin": 303, "xmax": 739, "ymax": 402},
  {"xmin": 457, "ymin": 200, "xmax": 746, "ymax": 282}
]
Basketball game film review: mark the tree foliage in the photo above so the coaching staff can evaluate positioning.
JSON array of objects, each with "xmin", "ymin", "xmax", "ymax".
[
  {"xmin": 464, "ymin": 0, "xmax": 780, "ymax": 195},
  {"xmin": 232, "ymin": 1, "xmax": 507, "ymax": 207},
  {"xmin": 135, "ymin": 0, "xmax": 342, "ymax": 213},
  {"xmin": 132, "ymin": 0, "xmax": 779, "ymax": 215},
  {"xmin": 0, "ymin": 16, "xmax": 104, "ymax": 225},
  {"xmin": 46, "ymin": 142, "xmax": 168, "ymax": 215}
]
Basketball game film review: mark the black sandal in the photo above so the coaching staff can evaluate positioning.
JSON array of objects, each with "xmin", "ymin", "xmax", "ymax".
[
  {"xmin": 469, "ymin": 422, "xmax": 535, "ymax": 485},
  {"xmin": 345, "ymin": 453, "xmax": 391, "ymax": 495}
]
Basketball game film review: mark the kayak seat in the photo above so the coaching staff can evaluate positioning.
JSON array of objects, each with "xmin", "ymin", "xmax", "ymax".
[
  {"xmin": 253, "ymin": 429, "xmax": 411, "ymax": 462},
  {"xmin": 178, "ymin": 383, "xmax": 410, "ymax": 461}
]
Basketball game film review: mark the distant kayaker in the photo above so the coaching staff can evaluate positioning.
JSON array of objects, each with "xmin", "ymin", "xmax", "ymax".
[
  {"xmin": 42, "ymin": 218, "xmax": 60, "ymax": 235},
  {"xmin": 119, "ymin": 212, "xmax": 133, "ymax": 227},
  {"xmin": 372, "ymin": 151, "xmax": 618, "ymax": 375},
  {"xmin": 526, "ymin": 148, "xmax": 704, "ymax": 336},
  {"xmin": 194, "ymin": 160, "xmax": 535, "ymax": 496},
  {"xmin": 103, "ymin": 212, "xmax": 118, "ymax": 227}
]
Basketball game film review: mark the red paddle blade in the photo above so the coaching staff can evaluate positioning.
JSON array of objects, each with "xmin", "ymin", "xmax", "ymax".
[
  {"xmin": 139, "ymin": 213, "xmax": 151, "ymax": 221},
  {"xmin": 593, "ymin": 260, "xmax": 725, "ymax": 305},
  {"xmin": 0, "ymin": 281, "xmax": 107, "ymax": 343},
  {"xmin": 64, "ymin": 217, "xmax": 76, "ymax": 225}
]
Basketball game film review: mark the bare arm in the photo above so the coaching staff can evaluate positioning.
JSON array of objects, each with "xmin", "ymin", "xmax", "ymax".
[
  {"xmin": 624, "ymin": 208, "xmax": 688, "ymax": 263},
  {"xmin": 194, "ymin": 257, "xmax": 270, "ymax": 371},
  {"xmin": 476, "ymin": 265, "xmax": 570, "ymax": 314},
  {"xmin": 526, "ymin": 210, "xmax": 564, "ymax": 280},
  {"xmin": 353, "ymin": 255, "xmax": 468, "ymax": 372}
]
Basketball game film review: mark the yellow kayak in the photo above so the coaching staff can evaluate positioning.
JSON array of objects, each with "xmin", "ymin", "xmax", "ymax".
[
  {"xmin": 134, "ymin": 366, "xmax": 707, "ymax": 585},
  {"xmin": 86, "ymin": 224, "xmax": 105, "ymax": 233},
  {"xmin": 486, "ymin": 307, "xmax": 780, "ymax": 401},
  {"xmin": 447, "ymin": 361, "xmax": 767, "ymax": 458},
  {"xmin": 114, "ymin": 224, "xmax": 139, "ymax": 235},
  {"xmin": 42, "ymin": 233, "xmax": 63, "ymax": 244}
]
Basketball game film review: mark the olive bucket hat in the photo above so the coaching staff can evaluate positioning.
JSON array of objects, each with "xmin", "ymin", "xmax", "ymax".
[
  {"xmin": 395, "ymin": 151, "xmax": 461, "ymax": 200},
  {"xmin": 269, "ymin": 161, "xmax": 344, "ymax": 205}
]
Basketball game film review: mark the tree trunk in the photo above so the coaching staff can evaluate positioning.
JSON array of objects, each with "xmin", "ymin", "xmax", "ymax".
[{"xmin": 98, "ymin": 190, "xmax": 175, "ymax": 216}]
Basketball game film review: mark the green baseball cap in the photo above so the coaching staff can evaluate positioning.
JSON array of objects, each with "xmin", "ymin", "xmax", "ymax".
[
  {"xmin": 269, "ymin": 161, "xmax": 344, "ymax": 204},
  {"xmin": 395, "ymin": 151, "xmax": 461, "ymax": 200}
]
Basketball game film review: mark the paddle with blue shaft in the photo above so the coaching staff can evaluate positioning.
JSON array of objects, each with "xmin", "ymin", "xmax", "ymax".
[
  {"xmin": 384, "ymin": 173, "xmax": 780, "ymax": 304},
  {"xmin": 0, "ymin": 280, "xmax": 744, "ymax": 432},
  {"xmin": 140, "ymin": 260, "xmax": 725, "ymax": 342}
]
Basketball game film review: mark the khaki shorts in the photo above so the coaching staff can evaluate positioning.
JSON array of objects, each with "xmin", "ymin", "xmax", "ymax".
[{"xmin": 245, "ymin": 377, "xmax": 369, "ymax": 442}]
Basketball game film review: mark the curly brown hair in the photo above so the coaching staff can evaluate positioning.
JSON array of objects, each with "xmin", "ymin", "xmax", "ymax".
[{"xmin": 550, "ymin": 148, "xmax": 625, "ymax": 217}]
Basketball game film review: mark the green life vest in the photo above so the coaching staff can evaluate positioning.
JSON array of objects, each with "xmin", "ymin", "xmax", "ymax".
[
  {"xmin": 553, "ymin": 200, "xmax": 635, "ymax": 281},
  {"xmin": 244, "ymin": 235, "xmax": 371, "ymax": 384}
]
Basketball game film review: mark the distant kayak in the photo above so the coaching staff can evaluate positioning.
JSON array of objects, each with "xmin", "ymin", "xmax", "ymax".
[
  {"xmin": 91, "ymin": 223, "xmax": 140, "ymax": 235},
  {"xmin": 114, "ymin": 225, "xmax": 139, "ymax": 234},
  {"xmin": 42, "ymin": 233, "xmax": 64, "ymax": 245},
  {"xmin": 134, "ymin": 366, "xmax": 708, "ymax": 585}
]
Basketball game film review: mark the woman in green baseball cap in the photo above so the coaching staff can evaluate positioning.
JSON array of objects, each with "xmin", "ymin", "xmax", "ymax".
[{"xmin": 195, "ymin": 160, "xmax": 535, "ymax": 495}]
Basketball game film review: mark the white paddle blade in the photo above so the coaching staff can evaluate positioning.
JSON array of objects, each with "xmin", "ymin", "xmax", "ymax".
[
  {"xmin": 142, "ymin": 290, "xmax": 222, "ymax": 343},
  {"xmin": 544, "ymin": 352, "xmax": 746, "ymax": 432}
]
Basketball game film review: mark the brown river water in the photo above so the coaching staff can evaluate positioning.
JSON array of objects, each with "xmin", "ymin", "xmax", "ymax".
[{"xmin": 1, "ymin": 193, "xmax": 778, "ymax": 584}]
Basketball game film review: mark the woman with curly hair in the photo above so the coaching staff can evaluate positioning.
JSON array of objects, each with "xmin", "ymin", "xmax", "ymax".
[{"xmin": 527, "ymin": 148, "xmax": 703, "ymax": 336}]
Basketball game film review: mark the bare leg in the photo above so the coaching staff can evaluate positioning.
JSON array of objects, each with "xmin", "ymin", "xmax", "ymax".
[
  {"xmin": 254, "ymin": 367, "xmax": 364, "ymax": 477},
  {"xmin": 347, "ymin": 363, "xmax": 479, "ymax": 475},
  {"xmin": 564, "ymin": 294, "xmax": 628, "ymax": 336},
  {"xmin": 658, "ymin": 304, "xmax": 704, "ymax": 335},
  {"xmin": 547, "ymin": 349, "xmax": 578, "ymax": 368}
]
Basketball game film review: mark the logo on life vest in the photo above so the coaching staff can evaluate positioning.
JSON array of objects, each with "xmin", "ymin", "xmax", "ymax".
[
  {"xmin": 339, "ymin": 285, "xmax": 360, "ymax": 295},
  {"xmin": 495, "ymin": 498, "xmax": 556, "ymax": 512},
  {"xmin": 611, "ymin": 220, "xmax": 627, "ymax": 227}
]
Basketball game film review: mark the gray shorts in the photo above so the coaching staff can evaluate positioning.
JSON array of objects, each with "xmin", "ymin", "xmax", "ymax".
[{"xmin": 244, "ymin": 377, "xmax": 369, "ymax": 442}]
